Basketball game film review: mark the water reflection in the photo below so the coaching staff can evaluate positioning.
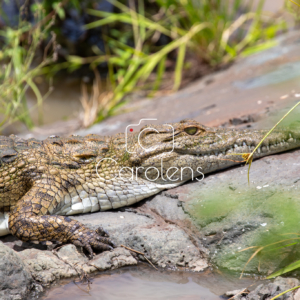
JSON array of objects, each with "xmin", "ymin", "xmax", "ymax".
[{"xmin": 42, "ymin": 264, "xmax": 258, "ymax": 300}]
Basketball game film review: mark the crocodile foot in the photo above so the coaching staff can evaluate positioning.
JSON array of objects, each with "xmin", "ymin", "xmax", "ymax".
[{"xmin": 70, "ymin": 225, "xmax": 116, "ymax": 258}]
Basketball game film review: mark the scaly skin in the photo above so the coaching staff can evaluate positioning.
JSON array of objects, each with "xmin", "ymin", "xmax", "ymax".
[{"xmin": 0, "ymin": 119, "xmax": 299, "ymax": 257}]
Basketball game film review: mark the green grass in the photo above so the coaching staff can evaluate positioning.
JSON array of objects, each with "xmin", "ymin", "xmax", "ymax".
[
  {"xmin": 0, "ymin": 1, "xmax": 58, "ymax": 131},
  {"xmin": 67, "ymin": 0, "xmax": 288, "ymax": 123},
  {"xmin": 0, "ymin": 0, "xmax": 292, "ymax": 129}
]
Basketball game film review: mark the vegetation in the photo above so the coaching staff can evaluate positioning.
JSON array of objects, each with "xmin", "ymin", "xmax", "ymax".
[
  {"xmin": 0, "ymin": 1, "xmax": 59, "ymax": 130},
  {"xmin": 237, "ymin": 100, "xmax": 300, "ymax": 283},
  {"xmin": 73, "ymin": 0, "xmax": 288, "ymax": 122},
  {"xmin": 0, "ymin": 0, "xmax": 294, "ymax": 131},
  {"xmin": 1, "ymin": 1, "xmax": 300, "ymax": 295},
  {"xmin": 234, "ymin": 6, "xmax": 300, "ymax": 297}
]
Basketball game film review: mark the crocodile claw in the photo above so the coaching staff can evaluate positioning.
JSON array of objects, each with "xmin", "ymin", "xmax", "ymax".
[
  {"xmin": 95, "ymin": 226, "xmax": 110, "ymax": 237},
  {"xmin": 70, "ymin": 226, "xmax": 116, "ymax": 258}
]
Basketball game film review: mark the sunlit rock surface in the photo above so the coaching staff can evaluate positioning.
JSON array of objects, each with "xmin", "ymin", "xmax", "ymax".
[
  {"xmin": 18, "ymin": 246, "xmax": 137, "ymax": 286},
  {"xmin": 0, "ymin": 242, "xmax": 33, "ymax": 300}
]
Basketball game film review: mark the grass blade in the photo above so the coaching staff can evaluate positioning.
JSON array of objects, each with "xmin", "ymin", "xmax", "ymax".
[
  {"xmin": 270, "ymin": 286, "xmax": 300, "ymax": 300},
  {"xmin": 240, "ymin": 246, "xmax": 264, "ymax": 279},
  {"xmin": 267, "ymin": 260, "xmax": 300, "ymax": 279},
  {"xmin": 173, "ymin": 43, "xmax": 186, "ymax": 91}
]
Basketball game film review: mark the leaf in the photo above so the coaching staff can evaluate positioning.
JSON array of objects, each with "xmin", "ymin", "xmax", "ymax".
[
  {"xmin": 52, "ymin": 2, "xmax": 65, "ymax": 20},
  {"xmin": 241, "ymin": 40, "xmax": 278, "ymax": 57},
  {"xmin": 289, "ymin": 0, "xmax": 300, "ymax": 7},
  {"xmin": 85, "ymin": 10, "xmax": 171, "ymax": 37},
  {"xmin": 173, "ymin": 43, "xmax": 186, "ymax": 91},
  {"xmin": 267, "ymin": 260, "xmax": 300, "ymax": 279},
  {"xmin": 148, "ymin": 54, "xmax": 166, "ymax": 96}
]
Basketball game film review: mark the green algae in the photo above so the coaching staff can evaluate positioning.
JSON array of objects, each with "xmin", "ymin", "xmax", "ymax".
[{"xmin": 186, "ymin": 183, "xmax": 300, "ymax": 275}]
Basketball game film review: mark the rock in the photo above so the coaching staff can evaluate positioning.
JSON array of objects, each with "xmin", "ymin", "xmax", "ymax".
[
  {"xmin": 73, "ymin": 197, "xmax": 208, "ymax": 271},
  {"xmin": 244, "ymin": 277, "xmax": 300, "ymax": 300},
  {"xmin": 225, "ymin": 289, "xmax": 248, "ymax": 297},
  {"xmin": 18, "ymin": 246, "xmax": 81, "ymax": 286},
  {"xmin": 225, "ymin": 278, "xmax": 300, "ymax": 300},
  {"xmin": 294, "ymin": 288, "xmax": 300, "ymax": 300},
  {"xmin": 0, "ymin": 242, "xmax": 32, "ymax": 300},
  {"xmin": 18, "ymin": 245, "xmax": 137, "ymax": 286},
  {"xmin": 87, "ymin": 246, "xmax": 137, "ymax": 271}
]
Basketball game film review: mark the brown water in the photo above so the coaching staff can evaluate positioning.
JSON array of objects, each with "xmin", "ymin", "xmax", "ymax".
[
  {"xmin": 27, "ymin": 78, "xmax": 83, "ymax": 126},
  {"xmin": 41, "ymin": 265, "xmax": 261, "ymax": 300}
]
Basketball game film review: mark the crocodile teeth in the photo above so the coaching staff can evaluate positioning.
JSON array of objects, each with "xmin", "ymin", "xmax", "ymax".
[
  {"xmin": 267, "ymin": 146, "xmax": 270, "ymax": 151},
  {"xmin": 257, "ymin": 147, "xmax": 261, "ymax": 154},
  {"xmin": 234, "ymin": 144, "xmax": 238, "ymax": 148},
  {"xmin": 289, "ymin": 133, "xmax": 292, "ymax": 138},
  {"xmin": 243, "ymin": 142, "xmax": 247, "ymax": 146}
]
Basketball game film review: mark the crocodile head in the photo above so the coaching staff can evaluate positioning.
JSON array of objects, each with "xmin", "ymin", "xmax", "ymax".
[{"xmin": 119, "ymin": 119, "xmax": 300, "ymax": 185}]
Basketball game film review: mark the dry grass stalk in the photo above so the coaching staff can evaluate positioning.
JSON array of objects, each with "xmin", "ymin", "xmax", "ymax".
[
  {"xmin": 80, "ymin": 71, "xmax": 113, "ymax": 128},
  {"xmin": 120, "ymin": 244, "xmax": 158, "ymax": 270}
]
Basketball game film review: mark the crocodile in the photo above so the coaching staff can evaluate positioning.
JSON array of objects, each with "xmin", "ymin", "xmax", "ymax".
[{"xmin": 0, "ymin": 119, "xmax": 299, "ymax": 257}]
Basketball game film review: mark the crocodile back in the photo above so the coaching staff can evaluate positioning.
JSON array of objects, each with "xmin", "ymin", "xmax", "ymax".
[{"xmin": 0, "ymin": 135, "xmax": 43, "ymax": 212}]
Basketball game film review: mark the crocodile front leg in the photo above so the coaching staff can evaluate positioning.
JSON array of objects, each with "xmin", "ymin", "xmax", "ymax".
[{"xmin": 8, "ymin": 186, "xmax": 115, "ymax": 257}]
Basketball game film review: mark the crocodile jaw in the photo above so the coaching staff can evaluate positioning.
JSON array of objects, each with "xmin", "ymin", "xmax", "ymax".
[{"xmin": 134, "ymin": 125, "xmax": 300, "ymax": 182}]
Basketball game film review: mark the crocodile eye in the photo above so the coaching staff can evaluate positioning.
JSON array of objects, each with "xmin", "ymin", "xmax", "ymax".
[
  {"xmin": 73, "ymin": 151, "xmax": 97, "ymax": 163},
  {"xmin": 1, "ymin": 154, "xmax": 18, "ymax": 163},
  {"xmin": 0, "ymin": 150, "xmax": 18, "ymax": 163},
  {"xmin": 74, "ymin": 154, "xmax": 95, "ymax": 159},
  {"xmin": 184, "ymin": 127, "xmax": 198, "ymax": 135}
]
